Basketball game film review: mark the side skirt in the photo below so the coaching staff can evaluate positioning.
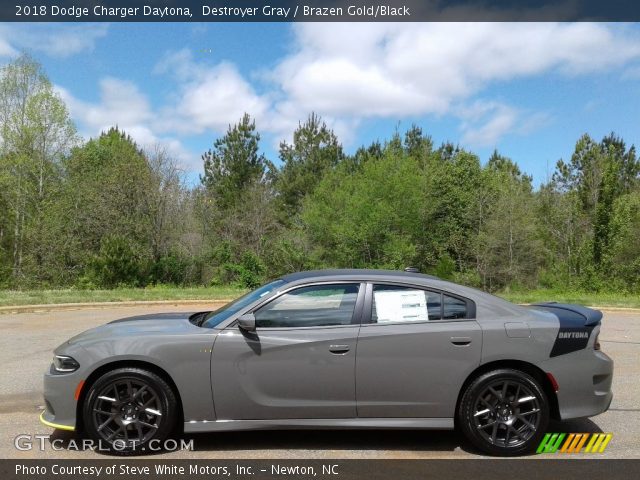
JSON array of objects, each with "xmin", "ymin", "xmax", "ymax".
[{"xmin": 184, "ymin": 417, "xmax": 454, "ymax": 433}]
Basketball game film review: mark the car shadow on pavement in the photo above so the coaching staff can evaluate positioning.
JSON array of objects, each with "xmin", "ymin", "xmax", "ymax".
[
  {"xmin": 549, "ymin": 417, "xmax": 604, "ymax": 434},
  {"xmin": 47, "ymin": 417, "xmax": 604, "ymax": 457},
  {"xmin": 188, "ymin": 429, "xmax": 464, "ymax": 453},
  {"xmin": 49, "ymin": 428, "xmax": 465, "ymax": 455}
]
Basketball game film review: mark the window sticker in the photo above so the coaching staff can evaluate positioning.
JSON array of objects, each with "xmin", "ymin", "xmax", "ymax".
[{"xmin": 374, "ymin": 289, "xmax": 429, "ymax": 323}]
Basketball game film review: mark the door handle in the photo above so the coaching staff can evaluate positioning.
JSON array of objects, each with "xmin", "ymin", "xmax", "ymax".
[
  {"xmin": 451, "ymin": 337, "xmax": 472, "ymax": 346},
  {"xmin": 329, "ymin": 344, "xmax": 350, "ymax": 354}
]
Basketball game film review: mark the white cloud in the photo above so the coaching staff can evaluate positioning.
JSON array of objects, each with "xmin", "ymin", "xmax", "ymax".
[
  {"xmin": 143, "ymin": 24, "xmax": 640, "ymax": 150},
  {"xmin": 457, "ymin": 101, "xmax": 552, "ymax": 147},
  {"xmin": 154, "ymin": 49, "xmax": 269, "ymax": 134},
  {"xmin": 458, "ymin": 102, "xmax": 519, "ymax": 147},
  {"xmin": 52, "ymin": 22, "xmax": 640, "ymax": 176},
  {"xmin": 59, "ymin": 77, "xmax": 152, "ymax": 131},
  {"xmin": 56, "ymin": 79, "xmax": 195, "ymax": 170},
  {"xmin": 271, "ymin": 23, "xmax": 640, "ymax": 120},
  {"xmin": 0, "ymin": 37, "xmax": 17, "ymax": 58},
  {"xmin": 0, "ymin": 24, "xmax": 108, "ymax": 58}
]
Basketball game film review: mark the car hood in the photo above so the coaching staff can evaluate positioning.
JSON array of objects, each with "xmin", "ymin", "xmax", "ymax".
[{"xmin": 67, "ymin": 311, "xmax": 203, "ymax": 345}]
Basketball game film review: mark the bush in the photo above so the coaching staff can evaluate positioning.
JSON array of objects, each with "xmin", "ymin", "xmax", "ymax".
[
  {"xmin": 434, "ymin": 254, "xmax": 456, "ymax": 280},
  {"xmin": 87, "ymin": 235, "xmax": 145, "ymax": 288},
  {"xmin": 150, "ymin": 251, "xmax": 192, "ymax": 286},
  {"xmin": 219, "ymin": 251, "xmax": 266, "ymax": 289},
  {"xmin": 452, "ymin": 269, "xmax": 482, "ymax": 289}
]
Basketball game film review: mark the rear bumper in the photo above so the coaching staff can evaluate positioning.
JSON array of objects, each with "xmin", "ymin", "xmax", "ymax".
[{"xmin": 542, "ymin": 349, "xmax": 614, "ymax": 420}]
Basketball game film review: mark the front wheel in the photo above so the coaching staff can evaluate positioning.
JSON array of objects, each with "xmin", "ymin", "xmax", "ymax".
[
  {"xmin": 82, "ymin": 367, "xmax": 177, "ymax": 455},
  {"xmin": 458, "ymin": 368, "xmax": 549, "ymax": 456}
]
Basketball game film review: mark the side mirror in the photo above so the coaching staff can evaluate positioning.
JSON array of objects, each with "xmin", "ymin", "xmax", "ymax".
[{"xmin": 238, "ymin": 313, "xmax": 256, "ymax": 332}]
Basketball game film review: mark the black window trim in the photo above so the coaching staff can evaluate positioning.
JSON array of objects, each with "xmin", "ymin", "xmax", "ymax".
[
  {"xmin": 244, "ymin": 281, "xmax": 366, "ymax": 330},
  {"xmin": 363, "ymin": 281, "xmax": 476, "ymax": 325}
]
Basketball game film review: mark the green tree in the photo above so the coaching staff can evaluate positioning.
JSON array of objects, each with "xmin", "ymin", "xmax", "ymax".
[
  {"xmin": 276, "ymin": 113, "xmax": 343, "ymax": 214},
  {"xmin": 419, "ymin": 145, "xmax": 482, "ymax": 271},
  {"xmin": 536, "ymin": 183, "xmax": 585, "ymax": 285},
  {"xmin": 145, "ymin": 145, "xmax": 188, "ymax": 262},
  {"xmin": 0, "ymin": 54, "xmax": 77, "ymax": 285},
  {"xmin": 60, "ymin": 128, "xmax": 156, "ymax": 285},
  {"xmin": 607, "ymin": 191, "xmax": 640, "ymax": 290},
  {"xmin": 302, "ymin": 144, "xmax": 422, "ymax": 269},
  {"xmin": 476, "ymin": 156, "xmax": 541, "ymax": 290},
  {"xmin": 554, "ymin": 133, "xmax": 639, "ymax": 269},
  {"xmin": 201, "ymin": 113, "xmax": 271, "ymax": 209},
  {"xmin": 88, "ymin": 235, "xmax": 144, "ymax": 288},
  {"xmin": 197, "ymin": 114, "xmax": 281, "ymax": 286},
  {"xmin": 404, "ymin": 124, "xmax": 433, "ymax": 168},
  {"xmin": 341, "ymin": 141, "xmax": 383, "ymax": 174}
]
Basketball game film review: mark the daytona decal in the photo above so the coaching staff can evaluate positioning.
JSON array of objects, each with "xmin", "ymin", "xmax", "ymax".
[
  {"xmin": 530, "ymin": 303, "xmax": 602, "ymax": 357},
  {"xmin": 550, "ymin": 326, "xmax": 594, "ymax": 357},
  {"xmin": 558, "ymin": 331, "xmax": 589, "ymax": 339}
]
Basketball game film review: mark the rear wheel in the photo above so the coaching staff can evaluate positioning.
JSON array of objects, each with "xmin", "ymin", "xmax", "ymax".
[
  {"xmin": 82, "ymin": 368, "xmax": 177, "ymax": 455},
  {"xmin": 458, "ymin": 369, "xmax": 549, "ymax": 456}
]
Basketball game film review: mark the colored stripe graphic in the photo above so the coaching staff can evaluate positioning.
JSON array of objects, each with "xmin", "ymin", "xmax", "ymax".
[
  {"xmin": 585, "ymin": 433, "xmax": 613, "ymax": 453},
  {"xmin": 559, "ymin": 433, "xmax": 575, "ymax": 453},
  {"xmin": 538, "ymin": 433, "xmax": 612, "ymax": 454},
  {"xmin": 571, "ymin": 433, "xmax": 590, "ymax": 453},
  {"xmin": 537, "ymin": 433, "xmax": 566, "ymax": 453}
]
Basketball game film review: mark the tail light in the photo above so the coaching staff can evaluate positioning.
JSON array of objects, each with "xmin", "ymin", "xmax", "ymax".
[{"xmin": 594, "ymin": 332, "xmax": 601, "ymax": 350}]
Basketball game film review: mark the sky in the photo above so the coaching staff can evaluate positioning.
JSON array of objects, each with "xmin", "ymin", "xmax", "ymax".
[{"xmin": 0, "ymin": 22, "xmax": 639, "ymax": 185}]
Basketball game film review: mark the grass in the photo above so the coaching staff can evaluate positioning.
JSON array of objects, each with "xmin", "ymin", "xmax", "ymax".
[
  {"xmin": 0, "ymin": 285, "xmax": 638, "ymax": 309},
  {"xmin": 0, "ymin": 285, "xmax": 247, "ymax": 307},
  {"xmin": 498, "ymin": 289, "xmax": 640, "ymax": 309}
]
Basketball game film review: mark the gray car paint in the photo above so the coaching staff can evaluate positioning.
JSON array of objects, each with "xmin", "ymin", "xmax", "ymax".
[
  {"xmin": 44, "ymin": 315, "xmax": 218, "ymax": 428},
  {"xmin": 42, "ymin": 269, "xmax": 613, "ymax": 433}
]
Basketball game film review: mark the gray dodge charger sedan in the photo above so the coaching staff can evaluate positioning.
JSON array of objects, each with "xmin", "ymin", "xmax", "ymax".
[{"xmin": 41, "ymin": 269, "xmax": 613, "ymax": 456}]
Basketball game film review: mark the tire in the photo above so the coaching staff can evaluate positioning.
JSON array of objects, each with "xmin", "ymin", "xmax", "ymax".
[
  {"xmin": 82, "ymin": 367, "xmax": 177, "ymax": 455},
  {"xmin": 457, "ymin": 368, "xmax": 549, "ymax": 456}
]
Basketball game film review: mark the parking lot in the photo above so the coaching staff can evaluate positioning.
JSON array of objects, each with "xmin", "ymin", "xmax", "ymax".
[{"xmin": 0, "ymin": 305, "xmax": 638, "ymax": 458}]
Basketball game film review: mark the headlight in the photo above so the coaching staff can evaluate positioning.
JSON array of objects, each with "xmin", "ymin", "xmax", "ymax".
[{"xmin": 52, "ymin": 355, "xmax": 79, "ymax": 373}]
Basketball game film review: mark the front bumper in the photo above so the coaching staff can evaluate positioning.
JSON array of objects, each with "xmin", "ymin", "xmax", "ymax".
[
  {"xmin": 39, "ymin": 410, "xmax": 74, "ymax": 431},
  {"xmin": 41, "ymin": 365, "xmax": 82, "ymax": 431}
]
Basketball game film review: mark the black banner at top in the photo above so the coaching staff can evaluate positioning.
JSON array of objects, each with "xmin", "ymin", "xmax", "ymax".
[{"xmin": 4, "ymin": 0, "xmax": 640, "ymax": 22}]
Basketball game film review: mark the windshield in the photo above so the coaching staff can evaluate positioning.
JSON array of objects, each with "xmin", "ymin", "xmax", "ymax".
[{"xmin": 201, "ymin": 279, "xmax": 286, "ymax": 328}]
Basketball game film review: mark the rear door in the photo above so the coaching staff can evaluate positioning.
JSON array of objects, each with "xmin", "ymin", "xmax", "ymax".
[
  {"xmin": 355, "ymin": 283, "xmax": 482, "ymax": 418},
  {"xmin": 211, "ymin": 282, "xmax": 364, "ymax": 420}
]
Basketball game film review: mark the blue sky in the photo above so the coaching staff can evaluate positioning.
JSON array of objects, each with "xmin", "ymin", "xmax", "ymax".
[{"xmin": 1, "ymin": 22, "xmax": 639, "ymax": 185}]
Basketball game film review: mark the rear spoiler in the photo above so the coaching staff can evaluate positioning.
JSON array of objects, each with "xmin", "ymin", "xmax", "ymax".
[{"xmin": 529, "ymin": 302, "xmax": 602, "ymax": 327}]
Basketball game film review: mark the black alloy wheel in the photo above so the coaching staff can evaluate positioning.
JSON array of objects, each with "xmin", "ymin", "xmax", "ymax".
[
  {"xmin": 458, "ymin": 368, "xmax": 549, "ymax": 456},
  {"xmin": 83, "ymin": 368, "xmax": 177, "ymax": 455}
]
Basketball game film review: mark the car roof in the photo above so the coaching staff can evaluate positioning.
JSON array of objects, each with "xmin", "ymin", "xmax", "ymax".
[{"xmin": 281, "ymin": 269, "xmax": 440, "ymax": 282}]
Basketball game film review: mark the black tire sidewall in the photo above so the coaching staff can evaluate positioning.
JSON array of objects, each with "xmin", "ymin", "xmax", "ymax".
[
  {"xmin": 458, "ymin": 368, "xmax": 550, "ymax": 456},
  {"xmin": 82, "ymin": 367, "xmax": 177, "ymax": 455}
]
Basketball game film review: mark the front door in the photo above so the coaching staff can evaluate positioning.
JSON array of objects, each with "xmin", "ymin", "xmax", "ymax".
[{"xmin": 211, "ymin": 283, "xmax": 363, "ymax": 420}]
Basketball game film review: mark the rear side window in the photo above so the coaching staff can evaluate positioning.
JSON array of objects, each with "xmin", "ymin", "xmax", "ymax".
[
  {"xmin": 371, "ymin": 284, "xmax": 470, "ymax": 322},
  {"xmin": 443, "ymin": 294, "xmax": 467, "ymax": 319},
  {"xmin": 254, "ymin": 283, "xmax": 360, "ymax": 328}
]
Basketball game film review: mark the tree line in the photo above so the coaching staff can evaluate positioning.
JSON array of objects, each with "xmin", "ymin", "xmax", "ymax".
[{"xmin": 1, "ymin": 54, "xmax": 639, "ymax": 292}]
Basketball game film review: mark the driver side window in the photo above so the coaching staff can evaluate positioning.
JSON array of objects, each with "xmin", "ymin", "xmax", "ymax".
[{"xmin": 254, "ymin": 283, "xmax": 360, "ymax": 328}]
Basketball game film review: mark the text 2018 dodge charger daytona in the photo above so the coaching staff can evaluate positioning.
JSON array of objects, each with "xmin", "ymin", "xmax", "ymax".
[{"xmin": 40, "ymin": 269, "xmax": 613, "ymax": 455}]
